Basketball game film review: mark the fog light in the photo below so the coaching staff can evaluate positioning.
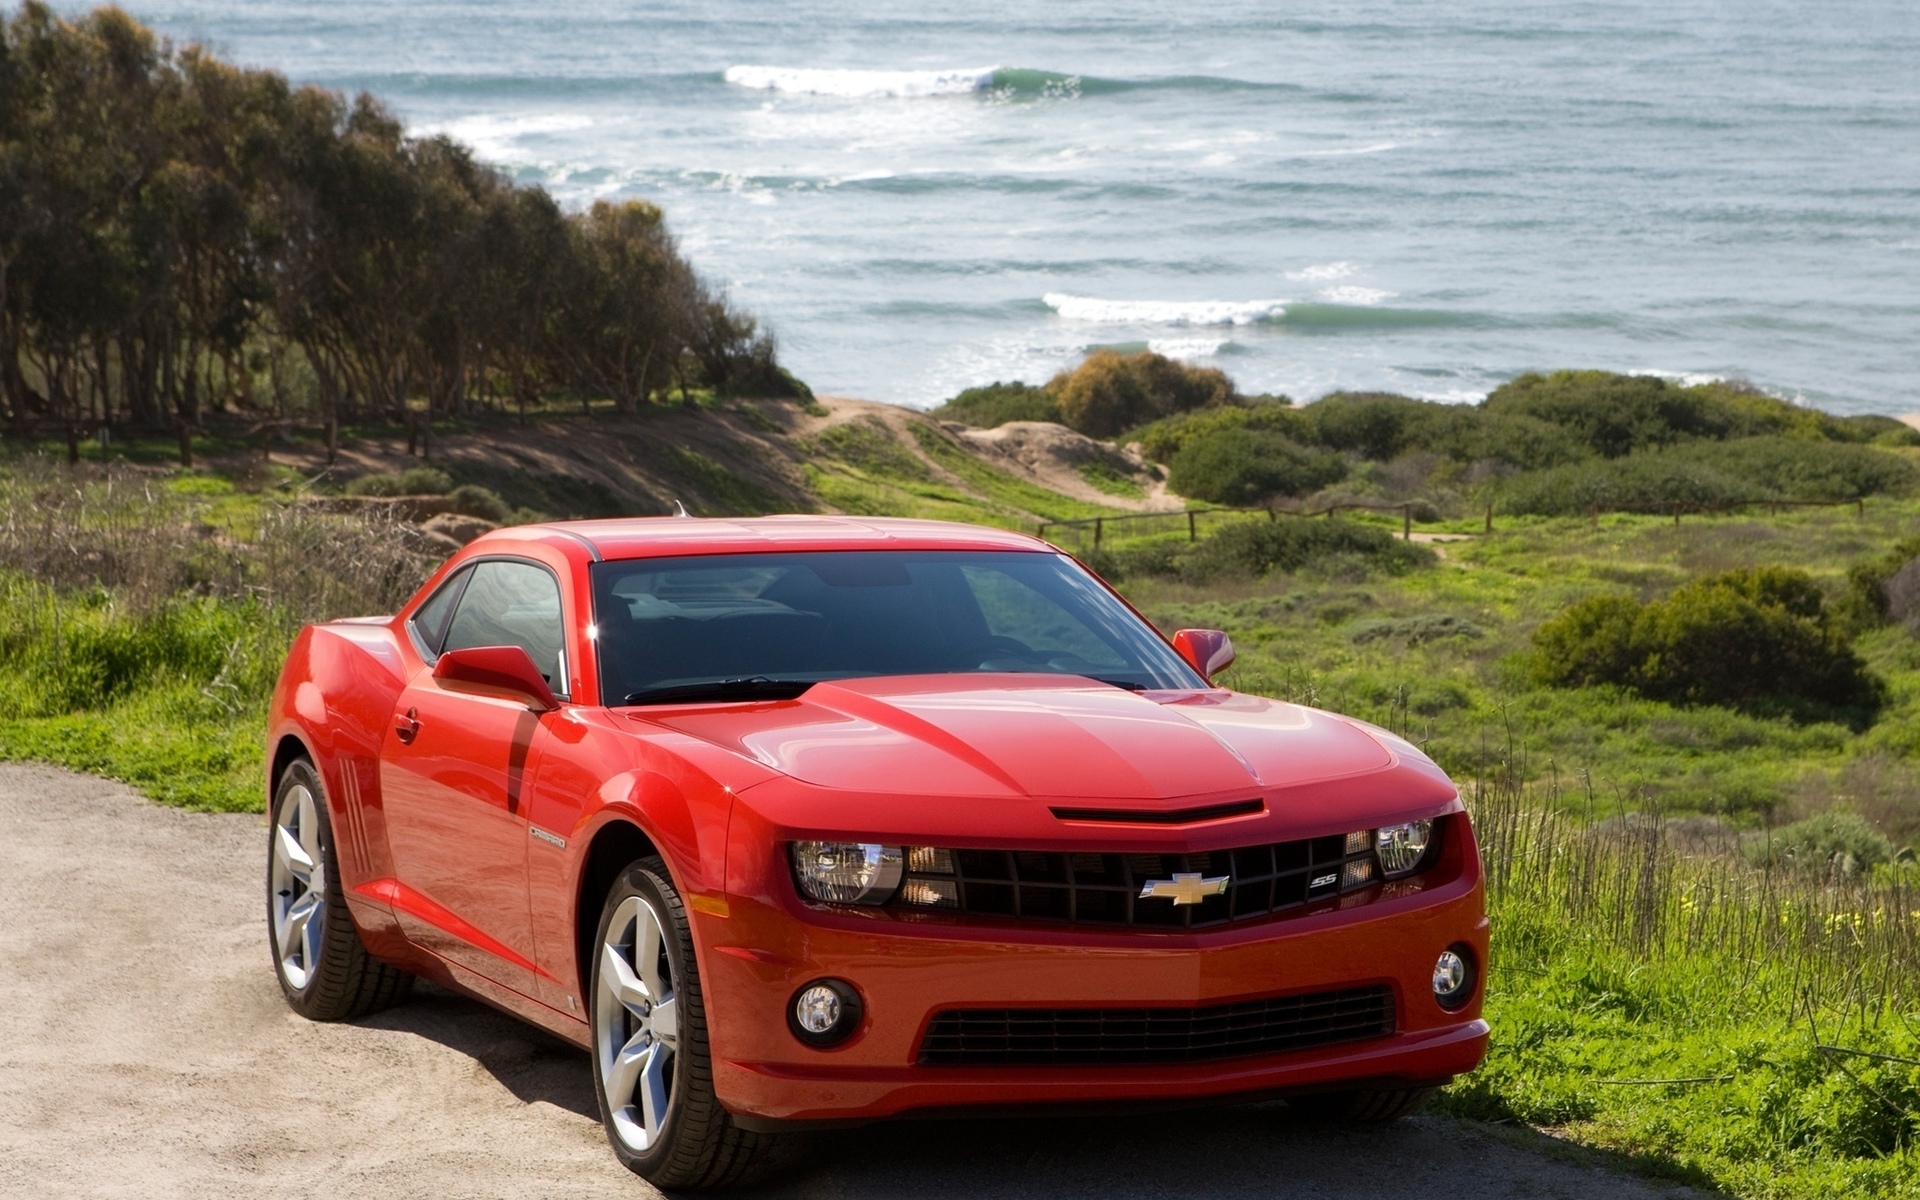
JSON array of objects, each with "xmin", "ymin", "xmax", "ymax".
[
  {"xmin": 1432, "ymin": 947, "xmax": 1475, "ymax": 1011},
  {"xmin": 788, "ymin": 978, "xmax": 863, "ymax": 1047}
]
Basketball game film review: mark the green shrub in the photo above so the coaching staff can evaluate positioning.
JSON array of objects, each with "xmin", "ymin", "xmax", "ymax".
[
  {"xmin": 1184, "ymin": 519, "xmax": 1433, "ymax": 580},
  {"xmin": 1348, "ymin": 613, "xmax": 1486, "ymax": 646},
  {"xmin": 1296, "ymin": 392, "xmax": 1423, "ymax": 460},
  {"xmin": 1127, "ymin": 400, "xmax": 1304, "ymax": 462},
  {"xmin": 1397, "ymin": 406, "xmax": 1588, "ymax": 471},
  {"xmin": 1532, "ymin": 567, "xmax": 1883, "ymax": 718},
  {"xmin": 1090, "ymin": 518, "xmax": 1433, "ymax": 583},
  {"xmin": 344, "ymin": 466, "xmax": 454, "ymax": 497},
  {"xmin": 1051, "ymin": 350, "xmax": 1235, "ymax": 437},
  {"xmin": 1500, "ymin": 438, "xmax": 1917, "ymax": 517},
  {"xmin": 1747, "ymin": 811, "xmax": 1897, "ymax": 875},
  {"xmin": 1167, "ymin": 429, "xmax": 1347, "ymax": 505},
  {"xmin": 1484, "ymin": 371, "xmax": 1844, "ymax": 457},
  {"xmin": 445, "ymin": 484, "xmax": 511, "ymax": 523},
  {"xmin": 930, "ymin": 381, "xmax": 1061, "ymax": 428},
  {"xmin": 1838, "ymin": 535, "xmax": 1920, "ymax": 630}
]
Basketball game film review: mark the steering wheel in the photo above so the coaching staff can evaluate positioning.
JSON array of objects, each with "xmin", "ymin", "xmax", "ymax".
[{"xmin": 976, "ymin": 635, "xmax": 1042, "ymax": 671}]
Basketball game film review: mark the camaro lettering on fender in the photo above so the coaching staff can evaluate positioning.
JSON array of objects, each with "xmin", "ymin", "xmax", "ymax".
[{"xmin": 1138, "ymin": 872, "xmax": 1230, "ymax": 905}]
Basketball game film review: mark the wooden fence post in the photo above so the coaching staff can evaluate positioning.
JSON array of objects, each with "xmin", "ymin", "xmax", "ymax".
[
  {"xmin": 1674, "ymin": 502, "xmax": 1681, "ymax": 527},
  {"xmin": 1484, "ymin": 501, "xmax": 1492, "ymax": 534},
  {"xmin": 1403, "ymin": 503, "xmax": 1411, "ymax": 541},
  {"xmin": 1188, "ymin": 510, "xmax": 1197, "ymax": 542},
  {"xmin": 1094, "ymin": 517, "xmax": 1103, "ymax": 549}
]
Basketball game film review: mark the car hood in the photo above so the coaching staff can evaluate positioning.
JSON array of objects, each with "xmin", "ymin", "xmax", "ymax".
[{"xmin": 631, "ymin": 674, "xmax": 1433, "ymax": 807}]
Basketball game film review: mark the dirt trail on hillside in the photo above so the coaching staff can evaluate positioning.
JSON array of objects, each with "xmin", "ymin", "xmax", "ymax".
[{"xmin": 0, "ymin": 764, "xmax": 1707, "ymax": 1200}]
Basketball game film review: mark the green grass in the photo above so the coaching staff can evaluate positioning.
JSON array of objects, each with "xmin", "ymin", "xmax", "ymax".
[
  {"xmin": 8, "ymin": 431, "xmax": 1920, "ymax": 1196},
  {"xmin": 0, "ymin": 578, "xmax": 278, "ymax": 810},
  {"xmin": 1077, "ymin": 459, "xmax": 1146, "ymax": 499},
  {"xmin": 908, "ymin": 423, "xmax": 1119, "ymax": 522},
  {"xmin": 1118, "ymin": 501, "xmax": 1920, "ymax": 829},
  {"xmin": 1446, "ymin": 779, "xmax": 1920, "ymax": 1198}
]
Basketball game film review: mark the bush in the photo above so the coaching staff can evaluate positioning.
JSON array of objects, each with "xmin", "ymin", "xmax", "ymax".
[
  {"xmin": 344, "ymin": 466, "xmax": 454, "ymax": 497},
  {"xmin": 1499, "ymin": 437, "xmax": 1917, "ymax": 516},
  {"xmin": 931, "ymin": 381, "xmax": 1061, "ymax": 428},
  {"xmin": 1089, "ymin": 518, "xmax": 1433, "ymax": 583},
  {"xmin": 1484, "ymin": 371, "xmax": 1847, "ymax": 457},
  {"xmin": 1051, "ymin": 350, "xmax": 1235, "ymax": 437},
  {"xmin": 445, "ymin": 484, "xmax": 511, "ymax": 523},
  {"xmin": 1127, "ymin": 400, "xmax": 1304, "ymax": 462},
  {"xmin": 1747, "ymin": 811, "xmax": 1897, "ymax": 875},
  {"xmin": 1532, "ymin": 567, "xmax": 1883, "ymax": 718},
  {"xmin": 1184, "ymin": 519, "xmax": 1433, "ymax": 580},
  {"xmin": 1838, "ymin": 535, "xmax": 1920, "ymax": 631},
  {"xmin": 1167, "ymin": 429, "xmax": 1347, "ymax": 505}
]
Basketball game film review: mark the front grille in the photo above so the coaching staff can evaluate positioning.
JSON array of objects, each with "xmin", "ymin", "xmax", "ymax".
[
  {"xmin": 893, "ymin": 830, "xmax": 1390, "ymax": 930},
  {"xmin": 918, "ymin": 985, "xmax": 1396, "ymax": 1066}
]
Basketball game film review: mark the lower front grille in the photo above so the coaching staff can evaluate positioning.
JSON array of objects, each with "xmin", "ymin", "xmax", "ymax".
[{"xmin": 918, "ymin": 985, "xmax": 1395, "ymax": 1067}]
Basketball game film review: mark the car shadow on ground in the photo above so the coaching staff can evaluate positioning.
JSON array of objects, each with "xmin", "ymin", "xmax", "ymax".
[
  {"xmin": 729, "ymin": 1107, "xmax": 1722, "ymax": 1200},
  {"xmin": 362, "ymin": 986, "xmax": 1718, "ymax": 1200},
  {"xmin": 358, "ymin": 982, "xmax": 603, "ymax": 1121}
]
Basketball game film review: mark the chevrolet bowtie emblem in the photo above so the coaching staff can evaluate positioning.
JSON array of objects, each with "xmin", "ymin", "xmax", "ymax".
[{"xmin": 1138, "ymin": 872, "xmax": 1229, "ymax": 906}]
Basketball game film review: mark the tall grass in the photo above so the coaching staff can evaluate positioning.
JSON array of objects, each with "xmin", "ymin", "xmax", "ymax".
[
  {"xmin": 1461, "ymin": 761, "xmax": 1920, "ymax": 1196},
  {"xmin": 0, "ymin": 457, "xmax": 438, "ymax": 809}
]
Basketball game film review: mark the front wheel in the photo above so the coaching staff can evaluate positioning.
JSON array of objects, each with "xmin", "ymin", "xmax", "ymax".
[
  {"xmin": 267, "ymin": 758, "xmax": 412, "ymax": 1020},
  {"xmin": 591, "ymin": 857, "xmax": 776, "ymax": 1188}
]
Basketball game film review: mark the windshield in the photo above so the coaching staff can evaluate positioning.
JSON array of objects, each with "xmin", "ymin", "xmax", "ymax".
[{"xmin": 591, "ymin": 550, "xmax": 1204, "ymax": 705}]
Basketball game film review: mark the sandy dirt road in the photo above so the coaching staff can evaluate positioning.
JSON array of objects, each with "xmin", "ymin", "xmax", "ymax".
[{"xmin": 0, "ymin": 763, "xmax": 1706, "ymax": 1200}]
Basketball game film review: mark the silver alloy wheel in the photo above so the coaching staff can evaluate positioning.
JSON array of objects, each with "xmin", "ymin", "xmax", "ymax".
[
  {"xmin": 597, "ymin": 894, "xmax": 680, "ymax": 1152},
  {"xmin": 269, "ymin": 782, "xmax": 325, "ymax": 991}
]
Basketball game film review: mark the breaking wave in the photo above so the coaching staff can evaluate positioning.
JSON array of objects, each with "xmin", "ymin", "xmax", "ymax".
[
  {"xmin": 1044, "ymin": 293, "xmax": 1481, "ymax": 331},
  {"xmin": 1044, "ymin": 293, "xmax": 1288, "ymax": 326},
  {"xmin": 724, "ymin": 65, "xmax": 1001, "ymax": 98},
  {"xmin": 721, "ymin": 65, "xmax": 1290, "ymax": 100}
]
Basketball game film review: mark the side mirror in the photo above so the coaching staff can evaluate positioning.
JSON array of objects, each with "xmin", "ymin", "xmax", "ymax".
[
  {"xmin": 434, "ymin": 646, "xmax": 560, "ymax": 712},
  {"xmin": 1171, "ymin": 629, "xmax": 1235, "ymax": 683}
]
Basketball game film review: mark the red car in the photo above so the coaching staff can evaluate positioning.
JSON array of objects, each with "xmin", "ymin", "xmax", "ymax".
[{"xmin": 265, "ymin": 516, "xmax": 1488, "ymax": 1188}]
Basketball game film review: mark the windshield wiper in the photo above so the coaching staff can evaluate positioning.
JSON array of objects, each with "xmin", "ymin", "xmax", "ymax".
[
  {"xmin": 622, "ymin": 676, "xmax": 815, "ymax": 706},
  {"xmin": 1089, "ymin": 676, "xmax": 1150, "ymax": 692}
]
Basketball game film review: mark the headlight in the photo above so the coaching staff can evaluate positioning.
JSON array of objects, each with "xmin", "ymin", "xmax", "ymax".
[
  {"xmin": 1374, "ymin": 819, "xmax": 1435, "ymax": 878},
  {"xmin": 789, "ymin": 842, "xmax": 903, "ymax": 905}
]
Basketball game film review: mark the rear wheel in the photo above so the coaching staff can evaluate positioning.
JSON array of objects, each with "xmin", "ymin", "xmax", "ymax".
[
  {"xmin": 267, "ymin": 758, "xmax": 412, "ymax": 1020},
  {"xmin": 591, "ymin": 857, "xmax": 777, "ymax": 1189}
]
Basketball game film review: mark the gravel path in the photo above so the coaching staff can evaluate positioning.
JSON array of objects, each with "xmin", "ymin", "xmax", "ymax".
[{"xmin": 0, "ymin": 763, "xmax": 1703, "ymax": 1199}]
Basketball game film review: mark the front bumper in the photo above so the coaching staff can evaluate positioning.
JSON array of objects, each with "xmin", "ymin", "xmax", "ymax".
[{"xmin": 698, "ymin": 824, "xmax": 1489, "ymax": 1123}]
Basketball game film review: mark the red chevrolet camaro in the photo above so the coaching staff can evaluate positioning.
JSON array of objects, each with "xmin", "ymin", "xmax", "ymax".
[{"xmin": 265, "ymin": 515, "xmax": 1488, "ymax": 1188}]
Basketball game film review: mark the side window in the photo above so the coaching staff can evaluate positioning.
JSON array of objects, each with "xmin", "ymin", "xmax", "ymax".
[
  {"xmin": 409, "ymin": 566, "xmax": 470, "ymax": 659},
  {"xmin": 442, "ymin": 560, "xmax": 569, "ymax": 695}
]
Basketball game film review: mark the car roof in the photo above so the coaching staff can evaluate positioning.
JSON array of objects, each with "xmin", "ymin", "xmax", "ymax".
[{"xmin": 469, "ymin": 515, "xmax": 1057, "ymax": 563}]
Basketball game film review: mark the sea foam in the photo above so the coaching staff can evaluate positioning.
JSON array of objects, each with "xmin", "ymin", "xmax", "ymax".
[
  {"xmin": 723, "ymin": 65, "xmax": 999, "ymax": 98},
  {"xmin": 1044, "ymin": 293, "xmax": 1287, "ymax": 326}
]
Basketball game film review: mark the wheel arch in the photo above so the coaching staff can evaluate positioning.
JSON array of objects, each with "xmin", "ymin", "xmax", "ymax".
[
  {"xmin": 269, "ymin": 733, "xmax": 313, "ymax": 799},
  {"xmin": 575, "ymin": 818, "xmax": 662, "ymax": 1003}
]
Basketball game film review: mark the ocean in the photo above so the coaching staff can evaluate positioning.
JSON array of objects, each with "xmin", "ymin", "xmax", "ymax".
[{"xmin": 115, "ymin": 0, "xmax": 1920, "ymax": 412}]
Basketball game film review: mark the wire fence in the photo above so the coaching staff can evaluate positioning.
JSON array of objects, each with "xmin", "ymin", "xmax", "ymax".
[{"xmin": 1036, "ymin": 495, "xmax": 1870, "ymax": 551}]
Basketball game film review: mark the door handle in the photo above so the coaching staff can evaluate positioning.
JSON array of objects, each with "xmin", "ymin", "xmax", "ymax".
[{"xmin": 394, "ymin": 707, "xmax": 420, "ymax": 744}]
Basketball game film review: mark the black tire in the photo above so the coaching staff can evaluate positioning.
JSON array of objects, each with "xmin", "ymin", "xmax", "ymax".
[
  {"xmin": 266, "ymin": 758, "xmax": 412, "ymax": 1021},
  {"xmin": 590, "ymin": 856, "xmax": 777, "ymax": 1189},
  {"xmin": 1315, "ymin": 1086, "xmax": 1437, "ymax": 1122}
]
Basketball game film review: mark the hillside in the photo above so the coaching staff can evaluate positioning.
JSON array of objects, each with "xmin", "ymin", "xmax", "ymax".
[{"xmin": 87, "ymin": 396, "xmax": 1167, "ymax": 546}]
